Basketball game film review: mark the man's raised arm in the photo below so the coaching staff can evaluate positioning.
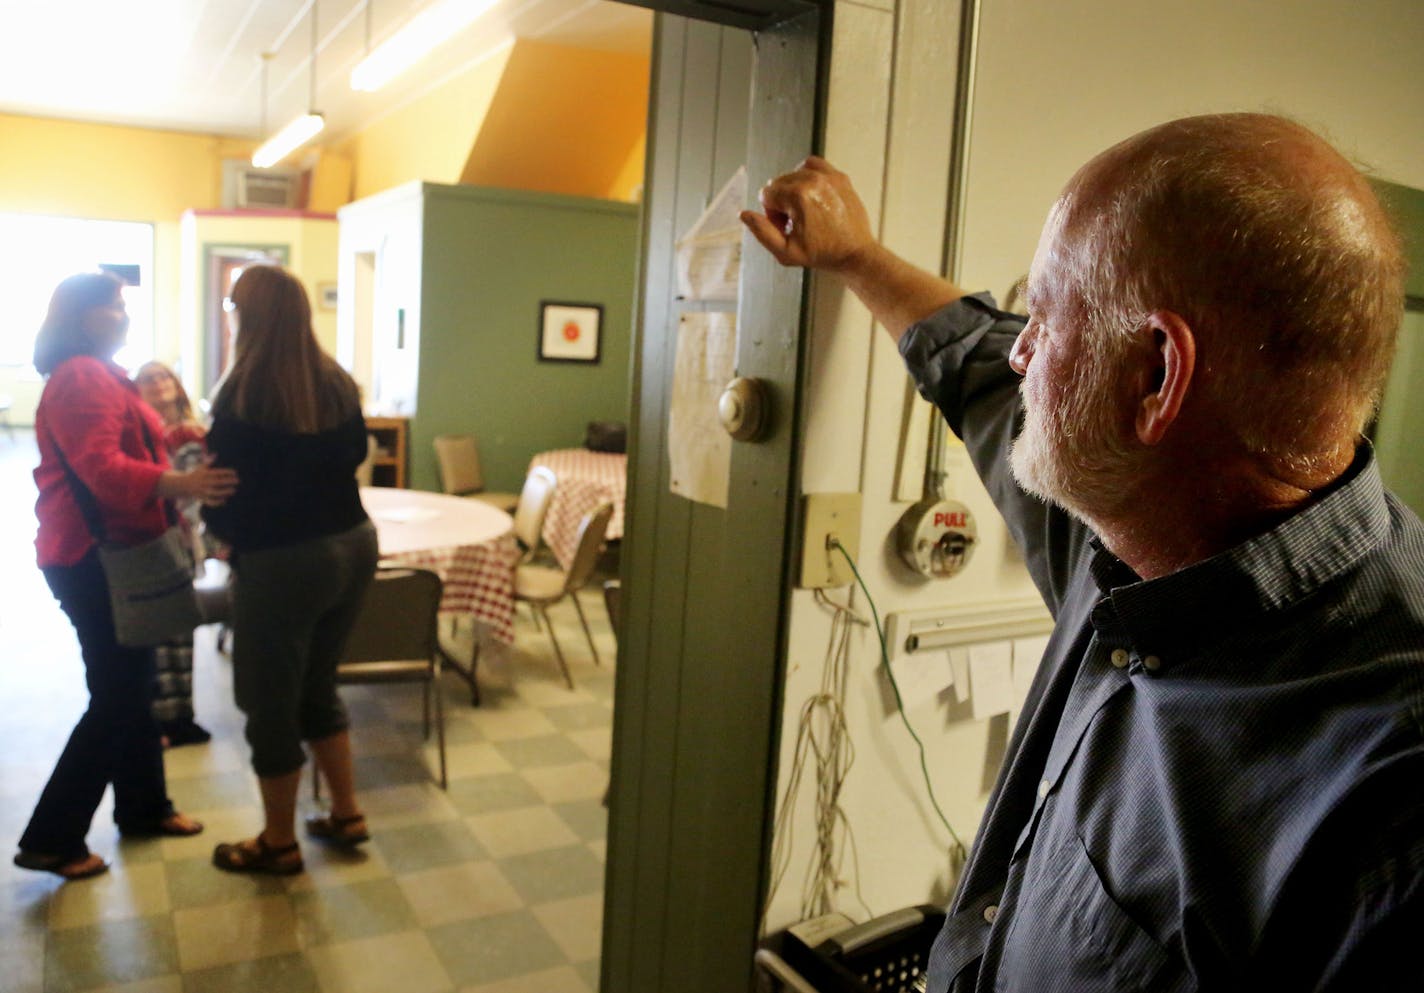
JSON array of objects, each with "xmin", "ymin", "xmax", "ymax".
[{"xmin": 739, "ymin": 156, "xmax": 968, "ymax": 341}]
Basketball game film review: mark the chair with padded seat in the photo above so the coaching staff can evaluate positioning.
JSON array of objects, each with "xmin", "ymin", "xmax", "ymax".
[
  {"xmin": 432, "ymin": 434, "xmax": 518, "ymax": 512},
  {"xmin": 514, "ymin": 502, "xmax": 613, "ymax": 689},
  {"xmin": 512, "ymin": 466, "xmax": 558, "ymax": 563},
  {"xmin": 439, "ymin": 466, "xmax": 560, "ymax": 697},
  {"xmin": 315, "ymin": 566, "xmax": 448, "ymax": 795}
]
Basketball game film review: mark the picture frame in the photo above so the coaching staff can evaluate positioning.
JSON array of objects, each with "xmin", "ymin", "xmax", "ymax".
[
  {"xmin": 538, "ymin": 301, "xmax": 603, "ymax": 364},
  {"xmin": 317, "ymin": 282, "xmax": 339, "ymax": 311}
]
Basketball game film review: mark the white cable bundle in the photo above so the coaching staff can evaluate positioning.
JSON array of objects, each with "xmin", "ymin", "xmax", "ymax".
[{"xmin": 765, "ymin": 588, "xmax": 873, "ymax": 925}]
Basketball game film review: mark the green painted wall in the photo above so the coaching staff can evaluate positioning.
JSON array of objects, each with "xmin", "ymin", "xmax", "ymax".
[
  {"xmin": 410, "ymin": 184, "xmax": 640, "ymax": 493},
  {"xmin": 1371, "ymin": 179, "xmax": 1424, "ymax": 517},
  {"xmin": 1373, "ymin": 179, "xmax": 1424, "ymax": 299}
]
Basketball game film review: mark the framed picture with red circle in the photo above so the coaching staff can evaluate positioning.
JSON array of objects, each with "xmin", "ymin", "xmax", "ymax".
[{"xmin": 538, "ymin": 301, "xmax": 603, "ymax": 364}]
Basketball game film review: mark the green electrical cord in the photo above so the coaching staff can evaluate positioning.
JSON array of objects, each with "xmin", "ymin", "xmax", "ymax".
[{"xmin": 830, "ymin": 539, "xmax": 968, "ymax": 861}]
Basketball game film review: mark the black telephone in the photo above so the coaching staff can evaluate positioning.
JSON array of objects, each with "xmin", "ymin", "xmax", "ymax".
[{"xmin": 756, "ymin": 904, "xmax": 945, "ymax": 993}]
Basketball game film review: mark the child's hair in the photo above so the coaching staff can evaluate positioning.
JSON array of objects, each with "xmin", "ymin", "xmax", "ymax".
[{"xmin": 134, "ymin": 360, "xmax": 198, "ymax": 426}]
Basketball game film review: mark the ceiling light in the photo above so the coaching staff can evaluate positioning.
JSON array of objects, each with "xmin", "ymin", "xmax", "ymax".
[
  {"xmin": 252, "ymin": 113, "xmax": 326, "ymax": 168},
  {"xmin": 350, "ymin": 0, "xmax": 501, "ymax": 92},
  {"xmin": 252, "ymin": 2, "xmax": 325, "ymax": 169}
]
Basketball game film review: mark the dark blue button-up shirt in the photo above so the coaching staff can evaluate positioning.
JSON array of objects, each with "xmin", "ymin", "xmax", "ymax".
[{"xmin": 901, "ymin": 295, "xmax": 1424, "ymax": 992}]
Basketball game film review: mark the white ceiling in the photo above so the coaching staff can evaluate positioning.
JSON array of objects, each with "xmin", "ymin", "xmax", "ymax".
[{"xmin": 0, "ymin": 0, "xmax": 652, "ymax": 142}]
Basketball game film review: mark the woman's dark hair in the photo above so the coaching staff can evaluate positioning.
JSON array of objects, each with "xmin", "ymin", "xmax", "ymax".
[
  {"xmin": 33, "ymin": 271, "xmax": 125, "ymax": 376},
  {"xmin": 211, "ymin": 264, "xmax": 359, "ymax": 433}
]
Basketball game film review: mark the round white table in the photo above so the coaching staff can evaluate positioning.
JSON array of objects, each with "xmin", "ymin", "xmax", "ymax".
[
  {"xmin": 360, "ymin": 487, "xmax": 519, "ymax": 704},
  {"xmin": 362, "ymin": 486, "xmax": 512, "ymax": 556}
]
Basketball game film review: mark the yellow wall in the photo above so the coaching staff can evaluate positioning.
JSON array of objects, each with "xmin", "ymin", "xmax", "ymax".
[
  {"xmin": 336, "ymin": 45, "xmax": 515, "ymax": 201},
  {"xmin": 460, "ymin": 41, "xmax": 650, "ymax": 201},
  {"xmin": 308, "ymin": 150, "xmax": 355, "ymax": 212},
  {"xmin": 336, "ymin": 40, "xmax": 648, "ymax": 203},
  {"xmin": 0, "ymin": 112, "xmax": 255, "ymax": 422}
]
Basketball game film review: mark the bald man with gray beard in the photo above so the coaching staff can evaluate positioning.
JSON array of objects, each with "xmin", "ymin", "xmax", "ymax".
[{"xmin": 744, "ymin": 115, "xmax": 1423, "ymax": 992}]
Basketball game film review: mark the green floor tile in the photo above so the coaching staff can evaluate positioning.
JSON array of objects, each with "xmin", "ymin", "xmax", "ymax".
[
  {"xmin": 372, "ymin": 820, "xmax": 486, "ymax": 874},
  {"xmin": 498, "ymin": 844, "xmax": 606, "ymax": 904},
  {"xmin": 552, "ymin": 800, "xmax": 608, "ymax": 842},
  {"xmin": 182, "ymin": 951, "xmax": 322, "ymax": 993},
  {"xmin": 426, "ymin": 909, "xmax": 566, "ymax": 986},
  {"xmin": 352, "ymin": 752, "xmax": 437, "ymax": 789},
  {"xmin": 437, "ymin": 715, "xmax": 487, "ymax": 746},
  {"xmin": 494, "ymin": 734, "xmax": 588, "ymax": 769},
  {"xmin": 444, "ymin": 772, "xmax": 543, "ymax": 815},
  {"xmin": 44, "ymin": 913, "xmax": 178, "ymax": 993},
  {"xmin": 542, "ymin": 704, "xmax": 613, "ymax": 732},
  {"xmin": 575, "ymin": 956, "xmax": 602, "ymax": 992},
  {"xmin": 0, "ymin": 929, "xmax": 44, "ymax": 993},
  {"xmin": 165, "ymin": 855, "xmax": 287, "ymax": 911},
  {"xmin": 163, "ymin": 770, "xmax": 258, "ymax": 811},
  {"xmin": 291, "ymin": 878, "xmax": 420, "ymax": 946}
]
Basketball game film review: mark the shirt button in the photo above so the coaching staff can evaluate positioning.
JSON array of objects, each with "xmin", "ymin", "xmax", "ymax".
[
  {"xmin": 1144, "ymin": 655, "xmax": 1162, "ymax": 671},
  {"xmin": 983, "ymin": 904, "xmax": 999, "ymax": 924},
  {"xmin": 1037, "ymin": 779, "xmax": 1051, "ymax": 798},
  {"xmin": 1109, "ymin": 648, "xmax": 1129, "ymax": 668}
]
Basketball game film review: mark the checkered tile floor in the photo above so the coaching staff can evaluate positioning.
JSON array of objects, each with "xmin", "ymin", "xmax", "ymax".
[{"xmin": 0, "ymin": 431, "xmax": 614, "ymax": 993}]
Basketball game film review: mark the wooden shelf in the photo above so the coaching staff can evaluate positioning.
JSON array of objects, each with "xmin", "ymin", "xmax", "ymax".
[{"xmin": 364, "ymin": 416, "xmax": 408, "ymax": 488}]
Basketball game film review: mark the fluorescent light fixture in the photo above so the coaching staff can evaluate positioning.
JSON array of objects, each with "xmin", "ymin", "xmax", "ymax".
[
  {"xmin": 252, "ymin": 113, "xmax": 325, "ymax": 169},
  {"xmin": 350, "ymin": 0, "xmax": 501, "ymax": 92}
]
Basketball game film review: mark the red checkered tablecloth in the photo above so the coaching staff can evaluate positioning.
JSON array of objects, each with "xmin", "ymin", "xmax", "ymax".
[
  {"xmin": 382, "ymin": 535, "xmax": 520, "ymax": 644},
  {"xmin": 527, "ymin": 449, "xmax": 627, "ymax": 570},
  {"xmin": 361, "ymin": 487, "xmax": 519, "ymax": 645}
]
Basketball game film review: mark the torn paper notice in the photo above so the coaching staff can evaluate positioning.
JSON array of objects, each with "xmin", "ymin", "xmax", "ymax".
[
  {"xmin": 676, "ymin": 166, "xmax": 747, "ymax": 301},
  {"xmin": 968, "ymin": 641, "xmax": 1014, "ymax": 720},
  {"xmin": 669, "ymin": 311, "xmax": 736, "ymax": 507},
  {"xmin": 890, "ymin": 648, "xmax": 954, "ymax": 710}
]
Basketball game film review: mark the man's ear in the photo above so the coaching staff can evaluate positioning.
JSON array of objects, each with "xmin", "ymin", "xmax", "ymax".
[{"xmin": 1136, "ymin": 310, "xmax": 1195, "ymax": 445}]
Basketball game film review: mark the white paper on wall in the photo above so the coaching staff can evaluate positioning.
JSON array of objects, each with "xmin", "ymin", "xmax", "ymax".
[
  {"xmin": 675, "ymin": 167, "xmax": 747, "ymax": 301},
  {"xmin": 889, "ymin": 648, "xmax": 954, "ymax": 709},
  {"xmin": 948, "ymin": 647, "xmax": 971, "ymax": 704},
  {"xmin": 668, "ymin": 311, "xmax": 736, "ymax": 507},
  {"xmin": 1010, "ymin": 634, "xmax": 1050, "ymax": 718},
  {"xmin": 968, "ymin": 640, "xmax": 1014, "ymax": 719}
]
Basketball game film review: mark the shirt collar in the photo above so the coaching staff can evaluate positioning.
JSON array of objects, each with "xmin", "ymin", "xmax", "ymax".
[{"xmin": 1086, "ymin": 445, "xmax": 1390, "ymax": 668}]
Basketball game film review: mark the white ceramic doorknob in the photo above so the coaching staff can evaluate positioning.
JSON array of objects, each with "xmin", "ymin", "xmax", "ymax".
[{"xmin": 718, "ymin": 377, "xmax": 769, "ymax": 441}]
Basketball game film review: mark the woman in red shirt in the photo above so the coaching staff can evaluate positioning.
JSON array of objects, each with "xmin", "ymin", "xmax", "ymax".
[{"xmin": 14, "ymin": 272, "xmax": 237, "ymax": 881}]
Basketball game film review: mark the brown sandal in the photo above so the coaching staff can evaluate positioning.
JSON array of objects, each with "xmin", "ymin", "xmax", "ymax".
[
  {"xmin": 211, "ymin": 834, "xmax": 303, "ymax": 875},
  {"xmin": 13, "ymin": 850, "xmax": 110, "ymax": 881},
  {"xmin": 118, "ymin": 812, "xmax": 205, "ymax": 838},
  {"xmin": 304, "ymin": 813, "xmax": 370, "ymax": 848}
]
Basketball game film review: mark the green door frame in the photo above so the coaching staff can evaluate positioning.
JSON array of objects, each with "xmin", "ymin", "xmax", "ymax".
[{"xmin": 602, "ymin": 5, "xmax": 828, "ymax": 992}]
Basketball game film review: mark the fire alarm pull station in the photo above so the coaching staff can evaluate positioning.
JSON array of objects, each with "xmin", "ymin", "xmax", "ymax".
[
  {"xmin": 896, "ymin": 391, "xmax": 977, "ymax": 579},
  {"xmin": 895, "ymin": 498, "xmax": 977, "ymax": 579}
]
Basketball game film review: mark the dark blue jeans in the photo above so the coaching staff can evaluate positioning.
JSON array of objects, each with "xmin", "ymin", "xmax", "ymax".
[{"xmin": 19, "ymin": 549, "xmax": 174, "ymax": 860}]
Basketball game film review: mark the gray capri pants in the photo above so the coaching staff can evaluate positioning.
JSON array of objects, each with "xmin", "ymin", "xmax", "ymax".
[{"xmin": 230, "ymin": 521, "xmax": 379, "ymax": 777}]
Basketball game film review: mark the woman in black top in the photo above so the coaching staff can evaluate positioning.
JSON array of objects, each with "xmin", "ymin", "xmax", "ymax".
[{"xmin": 204, "ymin": 265, "xmax": 379, "ymax": 875}]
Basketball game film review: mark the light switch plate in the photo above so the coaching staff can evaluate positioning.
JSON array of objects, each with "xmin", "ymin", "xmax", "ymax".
[{"xmin": 799, "ymin": 493, "xmax": 862, "ymax": 589}]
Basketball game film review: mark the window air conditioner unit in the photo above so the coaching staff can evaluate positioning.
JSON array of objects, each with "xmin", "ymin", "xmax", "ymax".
[{"xmin": 221, "ymin": 160, "xmax": 302, "ymax": 210}]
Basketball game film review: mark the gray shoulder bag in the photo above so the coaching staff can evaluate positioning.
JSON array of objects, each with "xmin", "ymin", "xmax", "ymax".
[{"xmin": 48, "ymin": 417, "xmax": 202, "ymax": 647}]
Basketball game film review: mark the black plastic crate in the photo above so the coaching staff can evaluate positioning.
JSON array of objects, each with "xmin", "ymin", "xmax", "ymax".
[{"xmin": 758, "ymin": 905, "xmax": 945, "ymax": 993}]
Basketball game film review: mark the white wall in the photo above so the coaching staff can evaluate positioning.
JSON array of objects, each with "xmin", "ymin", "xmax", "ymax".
[{"xmin": 767, "ymin": 0, "xmax": 1424, "ymax": 931}]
